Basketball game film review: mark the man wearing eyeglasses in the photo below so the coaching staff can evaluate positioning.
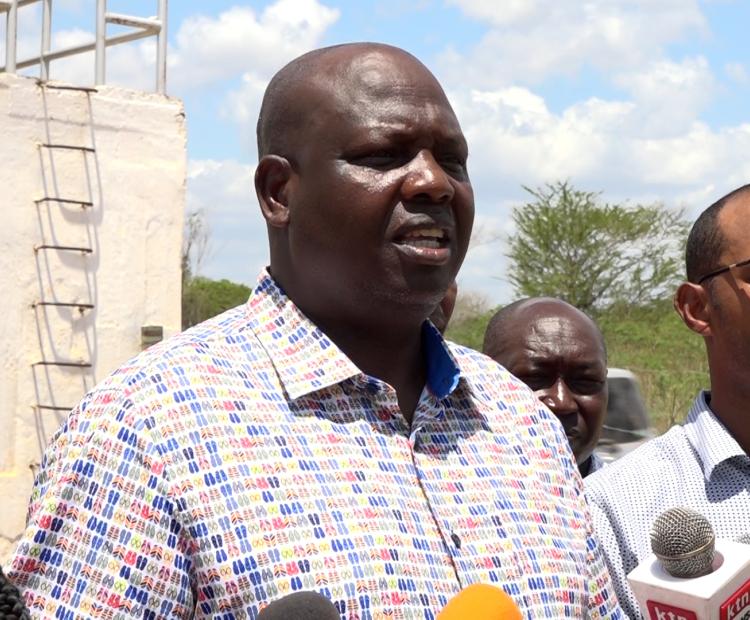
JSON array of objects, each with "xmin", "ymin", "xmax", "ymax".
[{"xmin": 585, "ymin": 184, "xmax": 750, "ymax": 619}]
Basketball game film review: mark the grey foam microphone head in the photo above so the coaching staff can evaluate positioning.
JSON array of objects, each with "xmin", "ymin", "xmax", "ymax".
[
  {"xmin": 736, "ymin": 533, "xmax": 750, "ymax": 545},
  {"xmin": 650, "ymin": 507, "xmax": 716, "ymax": 578}
]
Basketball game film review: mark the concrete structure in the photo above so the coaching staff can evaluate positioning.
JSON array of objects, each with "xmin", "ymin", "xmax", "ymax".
[{"xmin": 0, "ymin": 73, "xmax": 185, "ymax": 560}]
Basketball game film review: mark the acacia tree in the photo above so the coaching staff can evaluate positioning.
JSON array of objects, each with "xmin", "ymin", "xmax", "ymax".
[{"xmin": 506, "ymin": 182, "xmax": 690, "ymax": 314}]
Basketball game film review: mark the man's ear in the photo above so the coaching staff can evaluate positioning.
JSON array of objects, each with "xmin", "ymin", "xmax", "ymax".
[
  {"xmin": 255, "ymin": 155, "xmax": 294, "ymax": 228},
  {"xmin": 674, "ymin": 281, "xmax": 712, "ymax": 336}
]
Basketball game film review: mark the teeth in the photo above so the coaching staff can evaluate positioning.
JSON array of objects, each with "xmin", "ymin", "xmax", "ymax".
[
  {"xmin": 407, "ymin": 238, "xmax": 441, "ymax": 248},
  {"xmin": 402, "ymin": 228, "xmax": 444, "ymax": 239}
]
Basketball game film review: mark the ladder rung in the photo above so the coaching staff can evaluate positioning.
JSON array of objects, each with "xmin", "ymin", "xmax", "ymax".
[
  {"xmin": 39, "ymin": 143, "xmax": 95, "ymax": 153},
  {"xmin": 32, "ymin": 361, "xmax": 92, "ymax": 368},
  {"xmin": 32, "ymin": 301, "xmax": 95, "ymax": 310},
  {"xmin": 35, "ymin": 197, "xmax": 93, "ymax": 208},
  {"xmin": 34, "ymin": 244, "xmax": 93, "ymax": 254},
  {"xmin": 34, "ymin": 405, "xmax": 73, "ymax": 412}
]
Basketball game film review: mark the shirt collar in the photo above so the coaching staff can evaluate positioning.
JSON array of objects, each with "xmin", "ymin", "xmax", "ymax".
[
  {"xmin": 247, "ymin": 270, "xmax": 360, "ymax": 400},
  {"xmin": 684, "ymin": 390, "xmax": 748, "ymax": 481},
  {"xmin": 422, "ymin": 320, "xmax": 462, "ymax": 399},
  {"xmin": 247, "ymin": 269, "xmax": 463, "ymax": 401}
]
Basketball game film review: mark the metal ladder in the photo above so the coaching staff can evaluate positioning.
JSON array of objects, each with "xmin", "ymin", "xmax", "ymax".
[
  {"xmin": 30, "ymin": 80, "xmax": 99, "ymax": 444},
  {"xmin": 0, "ymin": 0, "xmax": 167, "ymax": 93}
]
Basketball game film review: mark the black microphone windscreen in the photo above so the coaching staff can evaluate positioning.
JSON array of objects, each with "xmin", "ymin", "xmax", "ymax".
[
  {"xmin": 257, "ymin": 591, "xmax": 339, "ymax": 620},
  {"xmin": 0, "ymin": 566, "xmax": 30, "ymax": 620}
]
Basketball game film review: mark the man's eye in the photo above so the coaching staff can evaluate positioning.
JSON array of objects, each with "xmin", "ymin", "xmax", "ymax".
[
  {"xmin": 520, "ymin": 375, "xmax": 553, "ymax": 390},
  {"xmin": 350, "ymin": 152, "xmax": 403, "ymax": 169},
  {"xmin": 572, "ymin": 379, "xmax": 605, "ymax": 394},
  {"xmin": 439, "ymin": 156, "xmax": 466, "ymax": 174}
]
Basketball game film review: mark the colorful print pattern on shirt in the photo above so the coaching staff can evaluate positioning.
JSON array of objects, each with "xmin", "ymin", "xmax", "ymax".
[{"xmin": 8, "ymin": 270, "xmax": 622, "ymax": 619}]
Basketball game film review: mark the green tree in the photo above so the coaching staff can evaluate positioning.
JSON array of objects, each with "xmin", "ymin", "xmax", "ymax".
[
  {"xmin": 182, "ymin": 277, "xmax": 251, "ymax": 329},
  {"xmin": 506, "ymin": 181, "xmax": 690, "ymax": 313},
  {"xmin": 180, "ymin": 209, "xmax": 250, "ymax": 329}
]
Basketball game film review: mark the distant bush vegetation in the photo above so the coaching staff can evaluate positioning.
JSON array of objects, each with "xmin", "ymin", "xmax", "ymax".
[
  {"xmin": 182, "ymin": 276, "xmax": 251, "ymax": 330},
  {"xmin": 446, "ymin": 298, "xmax": 708, "ymax": 434}
]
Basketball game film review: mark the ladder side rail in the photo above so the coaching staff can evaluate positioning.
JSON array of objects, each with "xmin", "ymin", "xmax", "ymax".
[
  {"xmin": 4, "ymin": 0, "xmax": 17, "ymax": 73},
  {"xmin": 156, "ymin": 0, "xmax": 167, "ymax": 94},
  {"xmin": 94, "ymin": 0, "xmax": 105, "ymax": 85},
  {"xmin": 40, "ymin": 0, "xmax": 50, "ymax": 80}
]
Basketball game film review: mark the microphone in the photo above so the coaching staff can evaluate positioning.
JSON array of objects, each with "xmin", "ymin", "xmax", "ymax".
[
  {"xmin": 0, "ymin": 566, "xmax": 30, "ymax": 620},
  {"xmin": 650, "ymin": 506, "xmax": 716, "ymax": 578},
  {"xmin": 437, "ymin": 583, "xmax": 522, "ymax": 620},
  {"xmin": 628, "ymin": 507, "xmax": 750, "ymax": 620},
  {"xmin": 257, "ymin": 591, "xmax": 340, "ymax": 620}
]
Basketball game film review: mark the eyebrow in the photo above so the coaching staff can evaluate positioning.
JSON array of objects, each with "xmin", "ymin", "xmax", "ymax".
[
  {"xmin": 523, "ymin": 357, "xmax": 606, "ymax": 371},
  {"xmin": 362, "ymin": 125, "xmax": 468, "ymax": 150}
]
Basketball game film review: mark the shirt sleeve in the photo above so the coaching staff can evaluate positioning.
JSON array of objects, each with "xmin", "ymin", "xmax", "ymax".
[
  {"xmin": 587, "ymin": 498, "xmax": 640, "ymax": 620},
  {"xmin": 6, "ymin": 388, "xmax": 195, "ymax": 619}
]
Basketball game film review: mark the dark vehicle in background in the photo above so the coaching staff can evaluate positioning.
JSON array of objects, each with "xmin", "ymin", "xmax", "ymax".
[{"xmin": 596, "ymin": 368, "xmax": 656, "ymax": 464}]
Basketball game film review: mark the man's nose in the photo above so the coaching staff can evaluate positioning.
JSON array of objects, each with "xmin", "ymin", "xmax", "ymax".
[
  {"xmin": 539, "ymin": 379, "xmax": 578, "ymax": 416},
  {"xmin": 401, "ymin": 150, "xmax": 455, "ymax": 203}
]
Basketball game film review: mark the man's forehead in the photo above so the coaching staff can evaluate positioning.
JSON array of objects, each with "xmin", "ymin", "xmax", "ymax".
[
  {"xmin": 513, "ymin": 304, "xmax": 604, "ymax": 349},
  {"xmin": 311, "ymin": 46, "xmax": 450, "ymax": 107}
]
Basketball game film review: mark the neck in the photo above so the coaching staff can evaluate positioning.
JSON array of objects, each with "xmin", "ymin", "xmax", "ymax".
[
  {"xmin": 315, "ymin": 316, "xmax": 428, "ymax": 425},
  {"xmin": 708, "ymin": 363, "xmax": 750, "ymax": 454},
  {"xmin": 269, "ymin": 265, "xmax": 434, "ymax": 424}
]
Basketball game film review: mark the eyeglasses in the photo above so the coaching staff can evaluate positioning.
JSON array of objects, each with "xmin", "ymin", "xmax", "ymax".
[{"xmin": 697, "ymin": 257, "xmax": 750, "ymax": 284}]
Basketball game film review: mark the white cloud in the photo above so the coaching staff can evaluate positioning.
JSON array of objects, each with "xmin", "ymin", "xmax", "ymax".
[
  {"xmin": 220, "ymin": 73, "xmax": 268, "ymax": 148},
  {"xmin": 446, "ymin": 83, "xmax": 750, "ymax": 303},
  {"xmin": 175, "ymin": 0, "xmax": 340, "ymax": 148},
  {"xmin": 613, "ymin": 56, "xmax": 716, "ymax": 136},
  {"xmin": 725, "ymin": 61, "xmax": 748, "ymax": 85},
  {"xmin": 186, "ymin": 159, "xmax": 268, "ymax": 285},
  {"xmin": 169, "ymin": 0, "xmax": 340, "ymax": 92},
  {"xmin": 444, "ymin": 0, "xmax": 541, "ymax": 27},
  {"xmin": 439, "ymin": 0, "xmax": 707, "ymax": 87}
]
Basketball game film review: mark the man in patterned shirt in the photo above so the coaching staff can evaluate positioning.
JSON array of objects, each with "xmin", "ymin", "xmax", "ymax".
[
  {"xmin": 586, "ymin": 184, "xmax": 750, "ymax": 619},
  {"xmin": 7, "ymin": 43, "xmax": 623, "ymax": 618}
]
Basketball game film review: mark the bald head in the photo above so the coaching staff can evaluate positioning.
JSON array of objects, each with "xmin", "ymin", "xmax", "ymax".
[
  {"xmin": 483, "ymin": 298, "xmax": 605, "ymax": 363},
  {"xmin": 483, "ymin": 297, "xmax": 608, "ymax": 468},
  {"xmin": 256, "ymin": 42, "xmax": 442, "ymax": 159},
  {"xmin": 686, "ymin": 184, "xmax": 750, "ymax": 284}
]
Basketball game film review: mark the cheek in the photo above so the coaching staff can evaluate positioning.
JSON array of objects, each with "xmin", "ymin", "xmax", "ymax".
[
  {"xmin": 454, "ymin": 184, "xmax": 475, "ymax": 236},
  {"xmin": 579, "ymin": 396, "xmax": 607, "ymax": 428}
]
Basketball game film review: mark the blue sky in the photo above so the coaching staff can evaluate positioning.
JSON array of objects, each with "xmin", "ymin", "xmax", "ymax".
[{"xmin": 6, "ymin": 0, "xmax": 749, "ymax": 305}]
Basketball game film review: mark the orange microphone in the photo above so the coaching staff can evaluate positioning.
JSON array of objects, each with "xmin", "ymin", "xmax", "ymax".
[{"xmin": 437, "ymin": 583, "xmax": 522, "ymax": 620}]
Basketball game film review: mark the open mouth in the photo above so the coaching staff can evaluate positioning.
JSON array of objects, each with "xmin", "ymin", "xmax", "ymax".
[
  {"xmin": 394, "ymin": 227, "xmax": 448, "ymax": 249},
  {"xmin": 392, "ymin": 227, "xmax": 451, "ymax": 265}
]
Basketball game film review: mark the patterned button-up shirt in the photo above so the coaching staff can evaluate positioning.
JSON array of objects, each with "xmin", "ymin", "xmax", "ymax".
[
  {"xmin": 8, "ymin": 270, "xmax": 622, "ymax": 619},
  {"xmin": 585, "ymin": 391, "xmax": 750, "ymax": 619}
]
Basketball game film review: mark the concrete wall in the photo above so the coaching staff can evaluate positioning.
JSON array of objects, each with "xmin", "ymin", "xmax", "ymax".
[{"xmin": 0, "ymin": 73, "xmax": 185, "ymax": 560}]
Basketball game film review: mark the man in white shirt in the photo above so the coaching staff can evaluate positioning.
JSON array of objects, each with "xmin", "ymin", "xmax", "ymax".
[{"xmin": 585, "ymin": 184, "xmax": 750, "ymax": 619}]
